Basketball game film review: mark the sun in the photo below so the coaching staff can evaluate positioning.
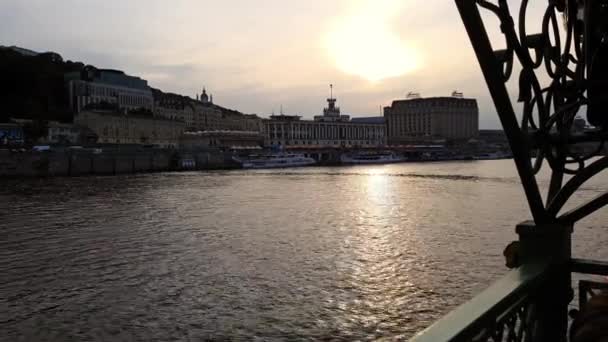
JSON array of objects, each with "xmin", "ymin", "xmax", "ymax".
[{"xmin": 324, "ymin": 0, "xmax": 419, "ymax": 82}]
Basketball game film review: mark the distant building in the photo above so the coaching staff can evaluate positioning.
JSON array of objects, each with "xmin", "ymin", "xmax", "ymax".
[
  {"xmin": 351, "ymin": 117, "xmax": 385, "ymax": 125},
  {"xmin": 197, "ymin": 87, "xmax": 213, "ymax": 104},
  {"xmin": 313, "ymin": 85, "xmax": 351, "ymax": 122},
  {"xmin": 263, "ymin": 91, "xmax": 385, "ymax": 148},
  {"xmin": 75, "ymin": 110, "xmax": 184, "ymax": 147},
  {"xmin": 192, "ymin": 102, "xmax": 223, "ymax": 131},
  {"xmin": 190, "ymin": 87, "xmax": 263, "ymax": 133},
  {"xmin": 66, "ymin": 67, "xmax": 154, "ymax": 114},
  {"xmin": 180, "ymin": 86, "xmax": 263, "ymax": 150},
  {"xmin": 154, "ymin": 103, "xmax": 195, "ymax": 130},
  {"xmin": 180, "ymin": 130, "xmax": 263, "ymax": 150},
  {"xmin": 478, "ymin": 129, "xmax": 508, "ymax": 146},
  {"xmin": 384, "ymin": 93, "xmax": 479, "ymax": 144},
  {"xmin": 153, "ymin": 91, "xmax": 196, "ymax": 130},
  {"xmin": 0, "ymin": 123, "xmax": 24, "ymax": 146},
  {"xmin": 43, "ymin": 121, "xmax": 91, "ymax": 144},
  {"xmin": 221, "ymin": 112, "xmax": 263, "ymax": 132}
]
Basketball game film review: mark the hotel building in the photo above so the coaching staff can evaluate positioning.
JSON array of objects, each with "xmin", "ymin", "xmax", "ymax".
[{"xmin": 384, "ymin": 92, "xmax": 479, "ymax": 144}]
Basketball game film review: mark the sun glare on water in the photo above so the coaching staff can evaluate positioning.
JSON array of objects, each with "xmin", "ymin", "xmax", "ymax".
[{"xmin": 325, "ymin": 0, "xmax": 418, "ymax": 82}]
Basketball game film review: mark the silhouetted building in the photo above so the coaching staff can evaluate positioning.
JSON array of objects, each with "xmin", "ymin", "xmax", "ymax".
[
  {"xmin": 75, "ymin": 110, "xmax": 184, "ymax": 147},
  {"xmin": 192, "ymin": 102, "xmax": 222, "ymax": 131},
  {"xmin": 197, "ymin": 87, "xmax": 213, "ymax": 104},
  {"xmin": 153, "ymin": 91, "xmax": 196, "ymax": 129},
  {"xmin": 313, "ymin": 85, "xmax": 350, "ymax": 122},
  {"xmin": 46, "ymin": 122, "xmax": 87, "ymax": 144},
  {"xmin": 478, "ymin": 129, "xmax": 507, "ymax": 145},
  {"xmin": 384, "ymin": 93, "xmax": 479, "ymax": 144},
  {"xmin": 351, "ymin": 117, "xmax": 385, "ymax": 125},
  {"xmin": 66, "ymin": 67, "xmax": 154, "ymax": 113},
  {"xmin": 221, "ymin": 112, "xmax": 262, "ymax": 132},
  {"xmin": 180, "ymin": 130, "xmax": 263, "ymax": 150},
  {"xmin": 263, "ymin": 94, "xmax": 385, "ymax": 148},
  {"xmin": 0, "ymin": 123, "xmax": 24, "ymax": 145}
]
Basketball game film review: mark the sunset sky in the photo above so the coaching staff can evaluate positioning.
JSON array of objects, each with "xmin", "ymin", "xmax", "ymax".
[{"xmin": 0, "ymin": 0, "xmax": 548, "ymax": 128}]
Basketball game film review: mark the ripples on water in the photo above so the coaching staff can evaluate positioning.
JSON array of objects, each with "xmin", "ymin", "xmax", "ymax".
[{"xmin": 1, "ymin": 160, "xmax": 606, "ymax": 341}]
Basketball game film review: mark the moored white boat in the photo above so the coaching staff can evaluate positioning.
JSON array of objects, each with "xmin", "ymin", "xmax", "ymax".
[
  {"xmin": 238, "ymin": 153, "xmax": 316, "ymax": 169},
  {"xmin": 340, "ymin": 152, "xmax": 407, "ymax": 165}
]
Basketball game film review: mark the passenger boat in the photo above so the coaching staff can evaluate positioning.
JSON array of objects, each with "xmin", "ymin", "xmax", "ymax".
[
  {"xmin": 238, "ymin": 153, "xmax": 316, "ymax": 169},
  {"xmin": 340, "ymin": 152, "xmax": 407, "ymax": 165}
]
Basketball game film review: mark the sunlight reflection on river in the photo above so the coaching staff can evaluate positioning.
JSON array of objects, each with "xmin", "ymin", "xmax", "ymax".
[{"xmin": 2, "ymin": 160, "xmax": 606, "ymax": 340}]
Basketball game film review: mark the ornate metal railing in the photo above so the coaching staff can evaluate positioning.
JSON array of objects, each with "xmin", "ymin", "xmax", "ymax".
[
  {"xmin": 454, "ymin": 0, "xmax": 607, "ymax": 224},
  {"xmin": 413, "ymin": 257, "xmax": 608, "ymax": 341},
  {"xmin": 412, "ymin": 262, "xmax": 548, "ymax": 341},
  {"xmin": 571, "ymin": 258, "xmax": 608, "ymax": 310},
  {"xmin": 412, "ymin": 0, "xmax": 607, "ymax": 340}
]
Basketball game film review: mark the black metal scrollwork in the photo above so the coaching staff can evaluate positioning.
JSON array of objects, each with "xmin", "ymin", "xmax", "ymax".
[
  {"xmin": 473, "ymin": 300, "xmax": 538, "ymax": 342},
  {"xmin": 456, "ymin": 0, "xmax": 607, "ymax": 224}
]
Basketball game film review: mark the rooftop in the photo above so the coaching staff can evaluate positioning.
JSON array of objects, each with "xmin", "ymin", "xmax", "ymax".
[
  {"xmin": 392, "ymin": 96, "xmax": 477, "ymax": 105},
  {"xmin": 268, "ymin": 114, "xmax": 302, "ymax": 121},
  {"xmin": 351, "ymin": 116, "xmax": 385, "ymax": 124},
  {"xmin": 183, "ymin": 130, "xmax": 262, "ymax": 136}
]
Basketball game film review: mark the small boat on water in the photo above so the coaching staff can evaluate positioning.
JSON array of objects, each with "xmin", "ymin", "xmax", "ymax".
[
  {"xmin": 237, "ymin": 153, "xmax": 316, "ymax": 169},
  {"xmin": 340, "ymin": 152, "xmax": 407, "ymax": 165}
]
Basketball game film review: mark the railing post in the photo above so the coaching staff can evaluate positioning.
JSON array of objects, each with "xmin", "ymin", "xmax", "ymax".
[{"xmin": 516, "ymin": 221, "xmax": 573, "ymax": 341}]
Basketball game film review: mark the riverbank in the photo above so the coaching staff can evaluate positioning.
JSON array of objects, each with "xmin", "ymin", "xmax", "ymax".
[
  {"xmin": 0, "ymin": 148, "xmax": 237, "ymax": 177},
  {"xmin": 1, "ymin": 147, "xmax": 514, "ymax": 177}
]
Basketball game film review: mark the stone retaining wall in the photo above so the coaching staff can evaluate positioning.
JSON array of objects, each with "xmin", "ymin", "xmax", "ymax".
[{"xmin": 0, "ymin": 149, "xmax": 227, "ymax": 177}]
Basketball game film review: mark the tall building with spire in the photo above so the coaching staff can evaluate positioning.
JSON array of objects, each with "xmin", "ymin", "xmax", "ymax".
[
  {"xmin": 263, "ymin": 84, "xmax": 385, "ymax": 148},
  {"xmin": 314, "ymin": 84, "xmax": 350, "ymax": 122},
  {"xmin": 199, "ymin": 87, "xmax": 212, "ymax": 104}
]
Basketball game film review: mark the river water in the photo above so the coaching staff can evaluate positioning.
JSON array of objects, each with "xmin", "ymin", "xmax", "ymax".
[{"xmin": 1, "ymin": 160, "xmax": 606, "ymax": 341}]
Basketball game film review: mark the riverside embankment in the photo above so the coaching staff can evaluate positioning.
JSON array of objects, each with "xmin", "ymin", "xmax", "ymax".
[{"xmin": 0, "ymin": 148, "xmax": 232, "ymax": 177}]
